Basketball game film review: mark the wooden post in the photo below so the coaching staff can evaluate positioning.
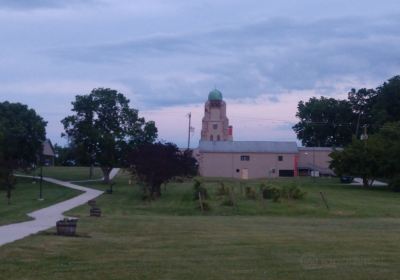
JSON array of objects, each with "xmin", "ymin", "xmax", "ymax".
[
  {"xmin": 198, "ymin": 192, "xmax": 204, "ymax": 212},
  {"xmin": 320, "ymin": 192, "xmax": 330, "ymax": 210}
]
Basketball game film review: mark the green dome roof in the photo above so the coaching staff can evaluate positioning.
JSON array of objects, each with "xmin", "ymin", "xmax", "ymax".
[{"xmin": 208, "ymin": 89, "xmax": 223, "ymax": 101}]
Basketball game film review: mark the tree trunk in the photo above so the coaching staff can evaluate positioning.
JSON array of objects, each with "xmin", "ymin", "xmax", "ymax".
[
  {"xmin": 150, "ymin": 184, "xmax": 161, "ymax": 199},
  {"xmin": 362, "ymin": 177, "xmax": 370, "ymax": 188},
  {"xmin": 101, "ymin": 167, "xmax": 112, "ymax": 184}
]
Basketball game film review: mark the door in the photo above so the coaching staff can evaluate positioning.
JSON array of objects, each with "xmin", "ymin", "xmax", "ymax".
[{"xmin": 241, "ymin": 168, "xmax": 249, "ymax": 180}]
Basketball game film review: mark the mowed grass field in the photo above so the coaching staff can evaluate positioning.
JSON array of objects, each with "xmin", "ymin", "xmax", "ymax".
[
  {"xmin": 41, "ymin": 166, "xmax": 103, "ymax": 181},
  {"xmin": 1, "ymin": 168, "xmax": 400, "ymax": 279}
]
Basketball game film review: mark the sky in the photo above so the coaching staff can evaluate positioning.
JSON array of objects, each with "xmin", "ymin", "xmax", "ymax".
[{"xmin": 1, "ymin": 0, "xmax": 399, "ymax": 147}]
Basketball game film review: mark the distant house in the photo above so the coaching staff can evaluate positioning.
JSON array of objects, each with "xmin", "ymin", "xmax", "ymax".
[
  {"xmin": 197, "ymin": 89, "xmax": 335, "ymax": 179},
  {"xmin": 42, "ymin": 139, "xmax": 55, "ymax": 166}
]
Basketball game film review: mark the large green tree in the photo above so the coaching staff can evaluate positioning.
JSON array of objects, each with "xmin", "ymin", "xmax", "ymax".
[
  {"xmin": 292, "ymin": 97, "xmax": 355, "ymax": 147},
  {"xmin": 61, "ymin": 88, "xmax": 157, "ymax": 182},
  {"xmin": 330, "ymin": 137, "xmax": 385, "ymax": 188},
  {"xmin": 372, "ymin": 75, "xmax": 400, "ymax": 129},
  {"xmin": 330, "ymin": 122, "xmax": 400, "ymax": 188},
  {"xmin": 347, "ymin": 87, "xmax": 377, "ymax": 137},
  {"xmin": 0, "ymin": 102, "xmax": 47, "ymax": 202}
]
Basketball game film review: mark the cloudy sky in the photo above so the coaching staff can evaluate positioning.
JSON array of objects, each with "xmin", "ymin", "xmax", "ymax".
[{"xmin": 1, "ymin": 0, "xmax": 399, "ymax": 147}]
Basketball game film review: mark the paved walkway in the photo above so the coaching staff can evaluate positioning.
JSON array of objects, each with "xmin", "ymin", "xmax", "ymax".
[
  {"xmin": 0, "ymin": 168, "xmax": 120, "ymax": 247},
  {"xmin": 351, "ymin": 177, "xmax": 388, "ymax": 186}
]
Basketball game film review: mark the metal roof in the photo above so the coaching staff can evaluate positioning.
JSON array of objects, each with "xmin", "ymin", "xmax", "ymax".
[
  {"xmin": 298, "ymin": 147, "xmax": 336, "ymax": 151},
  {"xmin": 199, "ymin": 141, "xmax": 298, "ymax": 153}
]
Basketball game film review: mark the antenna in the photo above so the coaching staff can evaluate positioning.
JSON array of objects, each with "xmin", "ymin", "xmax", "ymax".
[{"xmin": 187, "ymin": 112, "xmax": 191, "ymax": 149}]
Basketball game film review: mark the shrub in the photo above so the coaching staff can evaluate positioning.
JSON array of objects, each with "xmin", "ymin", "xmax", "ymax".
[
  {"xmin": 281, "ymin": 183, "xmax": 307, "ymax": 200},
  {"xmin": 262, "ymin": 186, "xmax": 281, "ymax": 201},
  {"xmin": 193, "ymin": 179, "xmax": 209, "ymax": 200},
  {"xmin": 221, "ymin": 197, "xmax": 235, "ymax": 207},
  {"xmin": 261, "ymin": 182, "xmax": 306, "ymax": 202},
  {"xmin": 221, "ymin": 188, "xmax": 236, "ymax": 207},
  {"xmin": 245, "ymin": 186, "xmax": 257, "ymax": 200},
  {"xmin": 216, "ymin": 182, "xmax": 230, "ymax": 196},
  {"xmin": 199, "ymin": 201, "xmax": 211, "ymax": 211}
]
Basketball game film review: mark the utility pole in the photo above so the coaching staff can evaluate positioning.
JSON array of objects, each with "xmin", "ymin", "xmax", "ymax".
[{"xmin": 187, "ymin": 112, "xmax": 191, "ymax": 149}]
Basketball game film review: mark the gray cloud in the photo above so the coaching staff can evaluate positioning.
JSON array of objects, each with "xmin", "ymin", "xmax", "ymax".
[
  {"xmin": 0, "ymin": 0, "xmax": 98, "ymax": 10},
  {"xmin": 1, "ymin": 1, "xmax": 400, "ymax": 145},
  {"xmin": 9, "ymin": 13, "xmax": 399, "ymax": 110}
]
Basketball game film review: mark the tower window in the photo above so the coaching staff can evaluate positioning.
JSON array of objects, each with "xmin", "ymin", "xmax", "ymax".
[
  {"xmin": 240, "ymin": 155, "xmax": 250, "ymax": 161},
  {"xmin": 278, "ymin": 155, "xmax": 283, "ymax": 161},
  {"xmin": 213, "ymin": 124, "xmax": 218, "ymax": 129}
]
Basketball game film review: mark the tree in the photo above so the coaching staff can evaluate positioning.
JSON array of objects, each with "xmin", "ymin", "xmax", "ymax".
[
  {"xmin": 330, "ymin": 137, "xmax": 385, "ymax": 187},
  {"xmin": 292, "ymin": 97, "xmax": 355, "ymax": 147},
  {"xmin": 61, "ymin": 88, "xmax": 157, "ymax": 183},
  {"xmin": 54, "ymin": 143, "xmax": 76, "ymax": 166},
  {"xmin": 0, "ymin": 102, "xmax": 47, "ymax": 203},
  {"xmin": 372, "ymin": 75, "xmax": 400, "ymax": 129},
  {"xmin": 347, "ymin": 88, "xmax": 377, "ymax": 137},
  {"xmin": 128, "ymin": 142, "xmax": 198, "ymax": 199},
  {"xmin": 374, "ymin": 122, "xmax": 400, "ymax": 180}
]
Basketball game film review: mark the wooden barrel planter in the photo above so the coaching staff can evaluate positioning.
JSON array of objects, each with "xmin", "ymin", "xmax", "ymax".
[
  {"xmin": 56, "ymin": 219, "xmax": 78, "ymax": 236},
  {"xmin": 90, "ymin": 207, "xmax": 102, "ymax": 217}
]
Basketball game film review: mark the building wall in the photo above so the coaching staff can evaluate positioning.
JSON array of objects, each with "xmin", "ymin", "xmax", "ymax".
[
  {"xmin": 297, "ymin": 148, "xmax": 334, "ymax": 175},
  {"xmin": 199, "ymin": 152, "xmax": 297, "ymax": 179}
]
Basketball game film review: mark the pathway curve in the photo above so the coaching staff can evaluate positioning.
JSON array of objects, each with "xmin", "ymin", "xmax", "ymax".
[
  {"xmin": 0, "ymin": 168, "xmax": 120, "ymax": 247},
  {"xmin": 351, "ymin": 177, "xmax": 388, "ymax": 186}
]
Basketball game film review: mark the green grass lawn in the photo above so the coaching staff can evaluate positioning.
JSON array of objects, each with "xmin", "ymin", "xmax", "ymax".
[
  {"xmin": 1, "ymin": 170, "xmax": 400, "ymax": 279},
  {"xmin": 18, "ymin": 166, "xmax": 103, "ymax": 181},
  {"xmin": 0, "ymin": 177, "xmax": 81, "ymax": 226}
]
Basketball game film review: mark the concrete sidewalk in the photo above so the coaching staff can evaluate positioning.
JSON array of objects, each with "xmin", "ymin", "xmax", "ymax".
[
  {"xmin": 351, "ymin": 178, "xmax": 388, "ymax": 187},
  {"xmin": 0, "ymin": 168, "xmax": 120, "ymax": 247}
]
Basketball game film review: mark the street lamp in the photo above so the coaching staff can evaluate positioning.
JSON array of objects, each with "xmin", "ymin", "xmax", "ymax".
[{"xmin": 38, "ymin": 155, "xmax": 44, "ymax": 201}]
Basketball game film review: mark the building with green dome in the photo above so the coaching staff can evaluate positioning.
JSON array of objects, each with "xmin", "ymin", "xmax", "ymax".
[
  {"xmin": 201, "ymin": 89, "xmax": 233, "ymax": 142},
  {"xmin": 208, "ymin": 89, "xmax": 223, "ymax": 101},
  {"xmin": 198, "ymin": 89, "xmax": 335, "ymax": 179}
]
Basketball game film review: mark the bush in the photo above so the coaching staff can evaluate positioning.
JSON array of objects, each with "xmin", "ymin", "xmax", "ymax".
[
  {"xmin": 245, "ymin": 186, "xmax": 257, "ymax": 200},
  {"xmin": 216, "ymin": 182, "xmax": 230, "ymax": 196},
  {"xmin": 221, "ymin": 197, "xmax": 235, "ymax": 207},
  {"xmin": 193, "ymin": 179, "xmax": 209, "ymax": 200},
  {"xmin": 262, "ymin": 186, "xmax": 281, "ymax": 202},
  {"xmin": 222, "ymin": 188, "xmax": 236, "ymax": 207},
  {"xmin": 281, "ymin": 183, "xmax": 307, "ymax": 200},
  {"xmin": 261, "ymin": 182, "xmax": 306, "ymax": 202},
  {"xmin": 390, "ymin": 176, "xmax": 400, "ymax": 192},
  {"xmin": 198, "ymin": 201, "xmax": 211, "ymax": 211}
]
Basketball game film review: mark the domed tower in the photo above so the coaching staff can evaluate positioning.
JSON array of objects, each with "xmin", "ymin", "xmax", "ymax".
[{"xmin": 201, "ymin": 89, "xmax": 233, "ymax": 141}]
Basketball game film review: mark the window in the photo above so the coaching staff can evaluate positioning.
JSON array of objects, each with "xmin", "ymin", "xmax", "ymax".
[
  {"xmin": 240, "ymin": 155, "xmax": 250, "ymax": 161},
  {"xmin": 210, "ymin": 135, "xmax": 213, "ymax": 141},
  {"xmin": 236, "ymin": 169, "xmax": 240, "ymax": 173},
  {"xmin": 278, "ymin": 155, "xmax": 283, "ymax": 161},
  {"xmin": 213, "ymin": 124, "xmax": 218, "ymax": 129},
  {"xmin": 279, "ymin": 170, "xmax": 294, "ymax": 177},
  {"xmin": 217, "ymin": 135, "xmax": 221, "ymax": 141}
]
